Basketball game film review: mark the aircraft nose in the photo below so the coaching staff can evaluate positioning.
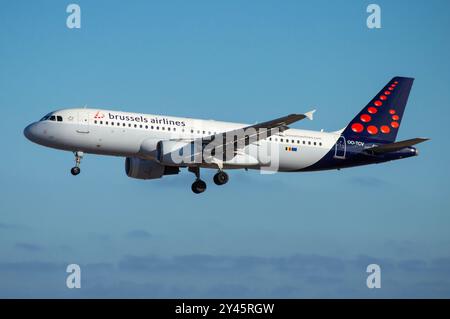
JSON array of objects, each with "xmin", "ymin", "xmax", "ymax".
[{"xmin": 23, "ymin": 123, "xmax": 39, "ymax": 142}]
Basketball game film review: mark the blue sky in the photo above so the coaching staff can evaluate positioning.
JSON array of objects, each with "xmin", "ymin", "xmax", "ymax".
[{"xmin": 1, "ymin": 0, "xmax": 450, "ymax": 297}]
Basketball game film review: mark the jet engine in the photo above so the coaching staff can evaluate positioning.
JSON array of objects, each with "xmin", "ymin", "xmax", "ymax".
[{"xmin": 125, "ymin": 157, "xmax": 179, "ymax": 180}]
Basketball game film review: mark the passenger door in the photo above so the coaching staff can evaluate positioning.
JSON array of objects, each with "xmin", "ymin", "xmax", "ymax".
[{"xmin": 77, "ymin": 110, "xmax": 90, "ymax": 133}]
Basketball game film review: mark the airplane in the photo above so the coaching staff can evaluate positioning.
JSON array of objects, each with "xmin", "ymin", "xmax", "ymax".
[{"xmin": 24, "ymin": 77, "xmax": 429, "ymax": 194}]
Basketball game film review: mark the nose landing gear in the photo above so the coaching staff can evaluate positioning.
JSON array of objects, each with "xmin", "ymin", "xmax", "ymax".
[
  {"xmin": 71, "ymin": 151, "xmax": 83, "ymax": 176},
  {"xmin": 70, "ymin": 166, "xmax": 80, "ymax": 176}
]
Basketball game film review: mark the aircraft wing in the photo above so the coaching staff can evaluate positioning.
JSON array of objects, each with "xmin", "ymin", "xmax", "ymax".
[
  {"xmin": 194, "ymin": 110, "xmax": 316, "ymax": 161},
  {"xmin": 363, "ymin": 138, "xmax": 430, "ymax": 154},
  {"xmin": 240, "ymin": 110, "xmax": 315, "ymax": 132}
]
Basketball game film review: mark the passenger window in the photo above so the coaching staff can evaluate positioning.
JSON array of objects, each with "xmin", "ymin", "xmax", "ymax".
[
  {"xmin": 151, "ymin": 126, "xmax": 154, "ymax": 129},
  {"xmin": 157, "ymin": 126, "xmax": 159, "ymax": 130},
  {"xmin": 123, "ymin": 123, "xmax": 126, "ymax": 127},
  {"xmin": 314, "ymin": 142, "xmax": 317, "ymax": 146},
  {"xmin": 139, "ymin": 125, "xmax": 142, "ymax": 128},
  {"xmin": 173, "ymin": 128, "xmax": 176, "ymax": 131},
  {"xmin": 280, "ymin": 138, "xmax": 283, "ymax": 142},
  {"xmin": 128, "ymin": 124, "xmax": 131, "ymax": 127},
  {"xmin": 162, "ymin": 127, "xmax": 165, "ymax": 130},
  {"xmin": 308, "ymin": 141, "xmax": 311, "ymax": 145},
  {"xmin": 94, "ymin": 120, "xmax": 97, "ymax": 124},
  {"xmin": 168, "ymin": 127, "xmax": 171, "ymax": 131},
  {"xmin": 134, "ymin": 124, "xmax": 137, "ymax": 128},
  {"xmin": 145, "ymin": 125, "xmax": 148, "ymax": 129},
  {"xmin": 100, "ymin": 121, "xmax": 103, "ymax": 125}
]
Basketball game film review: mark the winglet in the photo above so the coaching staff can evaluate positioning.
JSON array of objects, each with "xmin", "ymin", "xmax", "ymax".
[{"xmin": 305, "ymin": 109, "xmax": 316, "ymax": 121}]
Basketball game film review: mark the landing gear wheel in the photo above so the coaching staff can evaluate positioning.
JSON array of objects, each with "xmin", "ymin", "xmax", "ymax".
[
  {"xmin": 191, "ymin": 179, "xmax": 207, "ymax": 194},
  {"xmin": 213, "ymin": 171, "xmax": 229, "ymax": 185},
  {"xmin": 71, "ymin": 151, "xmax": 84, "ymax": 176},
  {"xmin": 71, "ymin": 167, "xmax": 81, "ymax": 176}
]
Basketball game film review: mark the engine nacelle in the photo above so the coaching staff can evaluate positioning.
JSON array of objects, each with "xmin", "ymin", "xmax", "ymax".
[
  {"xmin": 139, "ymin": 138, "xmax": 160, "ymax": 160},
  {"xmin": 125, "ymin": 157, "xmax": 179, "ymax": 180}
]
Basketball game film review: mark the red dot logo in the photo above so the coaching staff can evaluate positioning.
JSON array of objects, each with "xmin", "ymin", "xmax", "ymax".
[
  {"xmin": 367, "ymin": 125, "xmax": 378, "ymax": 135},
  {"xmin": 384, "ymin": 91, "xmax": 391, "ymax": 95},
  {"xmin": 368, "ymin": 107, "xmax": 378, "ymax": 114},
  {"xmin": 360, "ymin": 114, "xmax": 372, "ymax": 122},
  {"xmin": 389, "ymin": 109, "xmax": 396, "ymax": 114},
  {"xmin": 380, "ymin": 95, "xmax": 387, "ymax": 100},
  {"xmin": 374, "ymin": 101, "xmax": 382, "ymax": 107},
  {"xmin": 380, "ymin": 125, "xmax": 391, "ymax": 134},
  {"xmin": 351, "ymin": 123, "xmax": 364, "ymax": 133},
  {"xmin": 391, "ymin": 121, "xmax": 399, "ymax": 128},
  {"xmin": 392, "ymin": 115, "xmax": 400, "ymax": 121}
]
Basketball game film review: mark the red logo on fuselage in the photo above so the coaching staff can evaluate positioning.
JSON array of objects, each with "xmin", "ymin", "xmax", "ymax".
[{"xmin": 94, "ymin": 111, "xmax": 104, "ymax": 119}]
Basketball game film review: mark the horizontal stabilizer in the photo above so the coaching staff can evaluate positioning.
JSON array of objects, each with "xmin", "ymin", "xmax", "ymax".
[{"xmin": 364, "ymin": 138, "xmax": 430, "ymax": 154}]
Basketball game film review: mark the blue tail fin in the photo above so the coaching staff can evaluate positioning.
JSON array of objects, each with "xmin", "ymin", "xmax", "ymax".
[{"xmin": 342, "ymin": 77, "xmax": 414, "ymax": 143}]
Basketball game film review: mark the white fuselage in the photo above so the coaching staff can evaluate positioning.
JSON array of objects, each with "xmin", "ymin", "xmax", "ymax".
[{"xmin": 24, "ymin": 108, "xmax": 342, "ymax": 171}]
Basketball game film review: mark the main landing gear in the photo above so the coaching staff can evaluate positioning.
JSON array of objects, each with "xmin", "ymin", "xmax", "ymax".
[
  {"xmin": 213, "ymin": 170, "xmax": 229, "ymax": 186},
  {"xmin": 189, "ymin": 167, "xmax": 229, "ymax": 194},
  {"xmin": 70, "ymin": 151, "xmax": 83, "ymax": 176},
  {"xmin": 189, "ymin": 167, "xmax": 206, "ymax": 194}
]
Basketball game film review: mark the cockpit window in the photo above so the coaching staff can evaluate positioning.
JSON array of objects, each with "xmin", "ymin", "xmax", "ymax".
[
  {"xmin": 40, "ymin": 113, "xmax": 52, "ymax": 121},
  {"xmin": 39, "ymin": 112, "xmax": 62, "ymax": 122}
]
